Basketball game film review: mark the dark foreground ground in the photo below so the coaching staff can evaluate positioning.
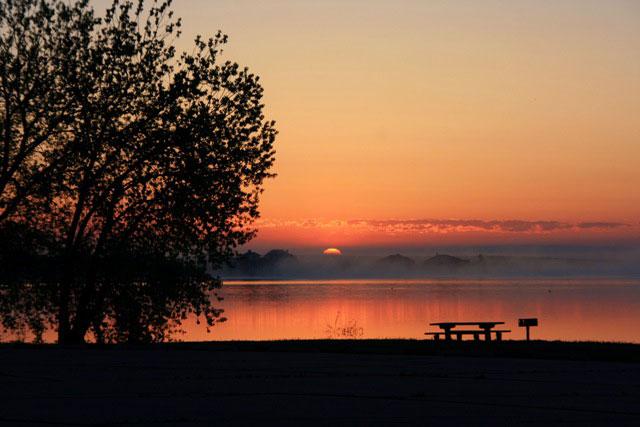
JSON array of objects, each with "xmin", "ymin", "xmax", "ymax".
[{"xmin": 1, "ymin": 340, "xmax": 640, "ymax": 426}]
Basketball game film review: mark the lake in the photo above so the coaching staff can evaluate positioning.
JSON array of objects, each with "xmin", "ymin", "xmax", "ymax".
[{"xmin": 181, "ymin": 278, "xmax": 640, "ymax": 343}]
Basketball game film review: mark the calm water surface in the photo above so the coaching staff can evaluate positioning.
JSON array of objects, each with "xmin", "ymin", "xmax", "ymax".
[{"xmin": 184, "ymin": 278, "xmax": 640, "ymax": 343}]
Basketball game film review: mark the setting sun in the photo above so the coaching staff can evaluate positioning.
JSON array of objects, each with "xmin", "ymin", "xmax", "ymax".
[{"xmin": 323, "ymin": 248, "xmax": 342, "ymax": 256}]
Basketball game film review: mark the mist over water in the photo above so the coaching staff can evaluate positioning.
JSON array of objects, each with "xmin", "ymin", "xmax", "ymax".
[{"xmin": 221, "ymin": 248, "xmax": 640, "ymax": 280}]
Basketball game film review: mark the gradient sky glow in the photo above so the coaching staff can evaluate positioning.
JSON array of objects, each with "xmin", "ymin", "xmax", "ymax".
[{"xmin": 95, "ymin": 0, "xmax": 640, "ymax": 250}]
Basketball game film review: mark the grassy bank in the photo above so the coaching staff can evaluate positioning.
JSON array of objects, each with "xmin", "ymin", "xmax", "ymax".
[{"xmin": 3, "ymin": 339, "xmax": 640, "ymax": 363}]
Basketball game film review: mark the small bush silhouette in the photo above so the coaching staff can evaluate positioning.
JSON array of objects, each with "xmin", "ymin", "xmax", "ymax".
[{"xmin": 325, "ymin": 312, "xmax": 364, "ymax": 339}]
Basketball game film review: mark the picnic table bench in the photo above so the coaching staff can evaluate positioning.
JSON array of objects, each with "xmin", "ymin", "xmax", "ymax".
[{"xmin": 425, "ymin": 322, "xmax": 511, "ymax": 341}]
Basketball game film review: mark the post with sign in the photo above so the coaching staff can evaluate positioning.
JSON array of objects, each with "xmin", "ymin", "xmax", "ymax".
[{"xmin": 518, "ymin": 318, "xmax": 538, "ymax": 341}]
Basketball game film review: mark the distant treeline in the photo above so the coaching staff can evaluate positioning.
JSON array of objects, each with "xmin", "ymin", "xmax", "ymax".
[{"xmin": 221, "ymin": 251, "xmax": 627, "ymax": 279}]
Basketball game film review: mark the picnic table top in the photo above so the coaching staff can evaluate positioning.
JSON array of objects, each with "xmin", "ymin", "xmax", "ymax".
[
  {"xmin": 426, "ymin": 329, "xmax": 511, "ymax": 334},
  {"xmin": 430, "ymin": 322, "xmax": 505, "ymax": 329}
]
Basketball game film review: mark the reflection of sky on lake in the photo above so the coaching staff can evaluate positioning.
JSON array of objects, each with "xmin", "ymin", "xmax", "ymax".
[{"xmin": 183, "ymin": 279, "xmax": 640, "ymax": 343}]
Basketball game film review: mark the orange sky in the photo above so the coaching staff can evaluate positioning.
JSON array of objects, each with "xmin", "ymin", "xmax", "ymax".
[{"xmin": 97, "ymin": 1, "xmax": 640, "ymax": 250}]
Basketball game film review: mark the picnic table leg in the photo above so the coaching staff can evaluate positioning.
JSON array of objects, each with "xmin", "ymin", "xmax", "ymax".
[
  {"xmin": 474, "ymin": 332, "xmax": 479, "ymax": 341},
  {"xmin": 496, "ymin": 332, "xmax": 502, "ymax": 341},
  {"xmin": 484, "ymin": 330, "xmax": 491, "ymax": 341},
  {"xmin": 456, "ymin": 332, "xmax": 462, "ymax": 341},
  {"xmin": 434, "ymin": 333, "xmax": 440, "ymax": 341},
  {"xmin": 444, "ymin": 328, "xmax": 452, "ymax": 341}
]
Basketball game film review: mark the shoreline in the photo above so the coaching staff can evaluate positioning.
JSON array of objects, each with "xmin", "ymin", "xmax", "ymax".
[{"xmin": 3, "ymin": 339, "xmax": 640, "ymax": 363}]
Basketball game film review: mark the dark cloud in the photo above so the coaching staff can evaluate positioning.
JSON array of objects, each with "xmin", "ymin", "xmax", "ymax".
[
  {"xmin": 260, "ymin": 219, "xmax": 633, "ymax": 234},
  {"xmin": 348, "ymin": 219, "xmax": 573, "ymax": 233},
  {"xmin": 577, "ymin": 222, "xmax": 629, "ymax": 229}
]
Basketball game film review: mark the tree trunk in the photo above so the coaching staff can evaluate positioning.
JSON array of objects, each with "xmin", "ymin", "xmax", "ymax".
[
  {"xmin": 66, "ymin": 327, "xmax": 87, "ymax": 344},
  {"xmin": 57, "ymin": 263, "xmax": 89, "ymax": 345},
  {"xmin": 57, "ymin": 282, "xmax": 72, "ymax": 344}
]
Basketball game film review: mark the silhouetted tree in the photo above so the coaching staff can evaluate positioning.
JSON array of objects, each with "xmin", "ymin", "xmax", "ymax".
[
  {"xmin": 261, "ymin": 249, "xmax": 298, "ymax": 275},
  {"xmin": 0, "ymin": 223, "xmax": 58, "ymax": 343},
  {"xmin": 231, "ymin": 250, "xmax": 263, "ymax": 276},
  {"xmin": 225, "ymin": 249, "xmax": 299, "ymax": 277},
  {"xmin": 0, "ymin": 0, "xmax": 276, "ymax": 344},
  {"xmin": 0, "ymin": 0, "xmax": 91, "ymax": 222}
]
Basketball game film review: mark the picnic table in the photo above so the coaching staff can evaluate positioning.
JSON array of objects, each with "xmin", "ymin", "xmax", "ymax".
[{"xmin": 425, "ymin": 321, "xmax": 510, "ymax": 341}]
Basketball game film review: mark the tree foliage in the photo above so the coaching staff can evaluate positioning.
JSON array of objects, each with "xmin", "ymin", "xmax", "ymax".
[{"xmin": 0, "ymin": 0, "xmax": 276, "ymax": 344}]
